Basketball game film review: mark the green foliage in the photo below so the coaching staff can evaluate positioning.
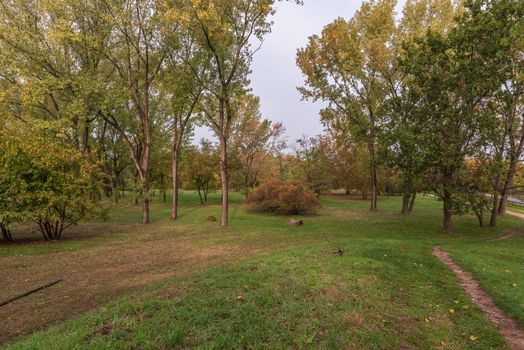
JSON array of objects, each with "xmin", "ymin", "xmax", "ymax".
[
  {"xmin": 292, "ymin": 136, "xmax": 333, "ymax": 196},
  {"xmin": 0, "ymin": 123, "xmax": 105, "ymax": 241},
  {"xmin": 246, "ymin": 180, "xmax": 320, "ymax": 214}
]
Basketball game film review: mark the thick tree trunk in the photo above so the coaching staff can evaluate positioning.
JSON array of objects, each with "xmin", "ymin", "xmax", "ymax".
[
  {"xmin": 219, "ymin": 135, "xmax": 229, "ymax": 227},
  {"xmin": 367, "ymin": 141, "xmax": 378, "ymax": 211}
]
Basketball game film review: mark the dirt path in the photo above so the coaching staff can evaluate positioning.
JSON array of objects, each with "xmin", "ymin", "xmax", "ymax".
[
  {"xmin": 432, "ymin": 246, "xmax": 524, "ymax": 350},
  {"xmin": 507, "ymin": 210, "xmax": 524, "ymax": 220}
]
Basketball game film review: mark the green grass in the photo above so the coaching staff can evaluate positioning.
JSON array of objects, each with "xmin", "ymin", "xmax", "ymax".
[{"xmin": 3, "ymin": 193, "xmax": 524, "ymax": 349}]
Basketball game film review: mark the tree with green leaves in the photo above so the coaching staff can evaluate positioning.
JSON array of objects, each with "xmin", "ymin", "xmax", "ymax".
[
  {"xmin": 297, "ymin": 0, "xmax": 398, "ymax": 211},
  {"xmin": 0, "ymin": 121, "xmax": 104, "ymax": 241},
  {"xmin": 179, "ymin": 0, "xmax": 301, "ymax": 226},
  {"xmin": 400, "ymin": 2, "xmax": 507, "ymax": 233}
]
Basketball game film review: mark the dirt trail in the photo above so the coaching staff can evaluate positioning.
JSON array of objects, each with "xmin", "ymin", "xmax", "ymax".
[
  {"xmin": 507, "ymin": 210, "xmax": 524, "ymax": 220},
  {"xmin": 432, "ymin": 246, "xmax": 524, "ymax": 350}
]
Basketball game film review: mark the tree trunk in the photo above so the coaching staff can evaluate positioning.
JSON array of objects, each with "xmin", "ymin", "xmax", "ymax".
[
  {"xmin": 219, "ymin": 134, "xmax": 229, "ymax": 227},
  {"xmin": 367, "ymin": 141, "xmax": 378, "ymax": 211},
  {"xmin": 442, "ymin": 185, "xmax": 453, "ymax": 234},
  {"xmin": 401, "ymin": 176, "xmax": 410, "ymax": 216},
  {"xmin": 499, "ymin": 99, "xmax": 524, "ymax": 215},
  {"xmin": 197, "ymin": 186, "xmax": 204, "ymax": 205},
  {"xmin": 498, "ymin": 146, "xmax": 523, "ymax": 215},
  {"xmin": 171, "ymin": 146, "xmax": 180, "ymax": 221},
  {"xmin": 141, "ymin": 177, "xmax": 150, "ymax": 224},
  {"xmin": 475, "ymin": 210, "xmax": 484, "ymax": 227},
  {"xmin": 490, "ymin": 191, "xmax": 499, "ymax": 227},
  {"xmin": 0, "ymin": 223, "xmax": 13, "ymax": 243},
  {"xmin": 408, "ymin": 192, "xmax": 416, "ymax": 214}
]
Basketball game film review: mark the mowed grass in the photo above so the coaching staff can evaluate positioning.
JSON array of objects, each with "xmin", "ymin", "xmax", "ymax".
[{"xmin": 2, "ymin": 192, "xmax": 524, "ymax": 349}]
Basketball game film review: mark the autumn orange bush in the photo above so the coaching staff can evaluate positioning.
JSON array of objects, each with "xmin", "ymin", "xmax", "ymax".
[{"xmin": 246, "ymin": 180, "xmax": 320, "ymax": 214}]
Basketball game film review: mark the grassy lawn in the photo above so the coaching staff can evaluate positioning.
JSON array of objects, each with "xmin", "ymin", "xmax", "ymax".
[{"xmin": 1, "ymin": 193, "xmax": 523, "ymax": 349}]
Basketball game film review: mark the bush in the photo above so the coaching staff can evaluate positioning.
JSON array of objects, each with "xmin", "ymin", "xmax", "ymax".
[
  {"xmin": 246, "ymin": 180, "xmax": 320, "ymax": 214},
  {"xmin": 0, "ymin": 123, "xmax": 105, "ymax": 242}
]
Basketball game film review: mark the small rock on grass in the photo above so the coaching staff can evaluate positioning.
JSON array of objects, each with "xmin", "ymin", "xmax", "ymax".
[{"xmin": 288, "ymin": 219, "xmax": 304, "ymax": 226}]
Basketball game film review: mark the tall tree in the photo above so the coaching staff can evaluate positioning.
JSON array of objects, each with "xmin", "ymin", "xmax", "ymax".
[
  {"xmin": 96, "ymin": 0, "xmax": 165, "ymax": 224},
  {"xmin": 180, "ymin": 0, "xmax": 301, "ymax": 226},
  {"xmin": 401, "ymin": 3, "xmax": 506, "ymax": 233},
  {"xmin": 297, "ymin": 0, "xmax": 397, "ymax": 211},
  {"xmin": 160, "ymin": 29, "xmax": 207, "ymax": 220}
]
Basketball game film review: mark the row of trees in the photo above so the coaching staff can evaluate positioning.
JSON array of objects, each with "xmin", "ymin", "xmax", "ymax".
[
  {"xmin": 0, "ymin": 0, "xmax": 521, "ymax": 239},
  {"xmin": 297, "ymin": 0, "xmax": 523, "ymax": 233}
]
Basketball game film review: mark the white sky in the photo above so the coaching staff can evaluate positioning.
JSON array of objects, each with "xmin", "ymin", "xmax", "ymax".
[{"xmin": 194, "ymin": 0, "xmax": 406, "ymax": 145}]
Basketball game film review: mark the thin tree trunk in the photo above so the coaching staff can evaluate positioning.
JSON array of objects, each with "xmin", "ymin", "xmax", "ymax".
[
  {"xmin": 499, "ymin": 144, "xmax": 524, "ymax": 215},
  {"xmin": 401, "ymin": 176, "xmax": 410, "ymax": 216},
  {"xmin": 219, "ymin": 134, "xmax": 229, "ymax": 227},
  {"xmin": 475, "ymin": 210, "xmax": 484, "ymax": 227},
  {"xmin": 499, "ymin": 96, "xmax": 524, "ymax": 215},
  {"xmin": 408, "ymin": 192, "xmax": 416, "ymax": 214},
  {"xmin": 172, "ymin": 147, "xmax": 180, "ymax": 220},
  {"xmin": 197, "ymin": 186, "xmax": 204, "ymax": 205},
  {"xmin": 442, "ymin": 182, "xmax": 453, "ymax": 234},
  {"xmin": 490, "ymin": 191, "xmax": 500, "ymax": 227},
  {"xmin": 141, "ymin": 177, "xmax": 150, "ymax": 224},
  {"xmin": 367, "ymin": 140, "xmax": 378, "ymax": 211}
]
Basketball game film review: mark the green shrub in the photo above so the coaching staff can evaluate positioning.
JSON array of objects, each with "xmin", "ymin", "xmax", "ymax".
[
  {"xmin": 246, "ymin": 180, "xmax": 320, "ymax": 214},
  {"xmin": 0, "ymin": 123, "xmax": 105, "ymax": 242}
]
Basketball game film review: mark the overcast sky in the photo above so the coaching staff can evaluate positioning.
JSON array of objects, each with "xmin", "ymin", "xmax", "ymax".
[{"xmin": 195, "ymin": 0, "xmax": 406, "ymax": 145}]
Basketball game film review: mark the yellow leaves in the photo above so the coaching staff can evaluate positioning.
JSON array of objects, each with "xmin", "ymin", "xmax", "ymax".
[
  {"xmin": 512, "ymin": 283, "xmax": 517, "ymax": 288},
  {"xmin": 469, "ymin": 335, "xmax": 478, "ymax": 341},
  {"xmin": 448, "ymin": 308, "xmax": 455, "ymax": 314}
]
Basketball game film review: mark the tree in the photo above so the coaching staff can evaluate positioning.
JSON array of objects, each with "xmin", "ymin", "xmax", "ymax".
[
  {"xmin": 488, "ymin": 0, "xmax": 524, "ymax": 216},
  {"xmin": 186, "ymin": 140, "xmax": 219, "ymax": 205},
  {"xmin": 400, "ymin": 4, "xmax": 506, "ymax": 233},
  {"xmin": 297, "ymin": 0, "xmax": 398, "ymax": 211},
  {"xmin": 95, "ymin": 0, "xmax": 166, "ymax": 224},
  {"xmin": 292, "ymin": 136, "xmax": 333, "ymax": 197},
  {"xmin": 230, "ymin": 94, "xmax": 286, "ymax": 194},
  {"xmin": 179, "ymin": 0, "xmax": 301, "ymax": 226},
  {"xmin": 159, "ymin": 14, "xmax": 208, "ymax": 220}
]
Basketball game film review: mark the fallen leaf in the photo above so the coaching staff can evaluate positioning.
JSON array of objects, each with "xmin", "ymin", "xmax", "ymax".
[
  {"xmin": 469, "ymin": 335, "xmax": 477, "ymax": 341},
  {"xmin": 449, "ymin": 309, "xmax": 455, "ymax": 314}
]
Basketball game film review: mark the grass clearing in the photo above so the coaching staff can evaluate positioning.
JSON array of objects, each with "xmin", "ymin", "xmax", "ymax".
[{"xmin": 1, "ymin": 193, "xmax": 523, "ymax": 349}]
